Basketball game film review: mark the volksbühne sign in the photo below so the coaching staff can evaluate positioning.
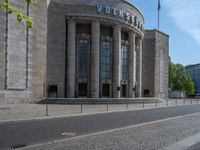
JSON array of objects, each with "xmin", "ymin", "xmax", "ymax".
[{"xmin": 96, "ymin": 4, "xmax": 143, "ymax": 31}]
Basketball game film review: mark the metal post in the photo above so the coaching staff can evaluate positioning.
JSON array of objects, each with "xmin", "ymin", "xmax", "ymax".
[
  {"xmin": 167, "ymin": 99, "xmax": 168, "ymax": 106},
  {"xmin": 81, "ymin": 104, "xmax": 83, "ymax": 113},
  {"xmin": 106, "ymin": 103, "xmax": 109, "ymax": 111},
  {"xmin": 126, "ymin": 102, "xmax": 128, "ymax": 110},
  {"xmin": 155, "ymin": 100, "xmax": 157, "ymax": 107},
  {"xmin": 191, "ymin": 99, "xmax": 192, "ymax": 104},
  {"xmin": 46, "ymin": 104, "xmax": 48, "ymax": 116},
  {"xmin": 176, "ymin": 98, "xmax": 177, "ymax": 106},
  {"xmin": 183, "ymin": 98, "xmax": 185, "ymax": 105},
  {"xmin": 143, "ymin": 101, "xmax": 144, "ymax": 108}
]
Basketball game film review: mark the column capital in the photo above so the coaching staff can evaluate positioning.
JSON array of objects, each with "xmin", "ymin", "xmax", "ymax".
[
  {"xmin": 128, "ymin": 30, "xmax": 136, "ymax": 40},
  {"xmin": 92, "ymin": 20, "xmax": 100, "ymax": 24},
  {"xmin": 113, "ymin": 24, "xmax": 121, "ymax": 30},
  {"xmin": 68, "ymin": 19, "xmax": 76, "ymax": 24}
]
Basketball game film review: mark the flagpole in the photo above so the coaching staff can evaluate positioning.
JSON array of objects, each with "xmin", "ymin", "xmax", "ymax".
[
  {"xmin": 158, "ymin": 0, "xmax": 160, "ymax": 30},
  {"xmin": 158, "ymin": 8, "xmax": 160, "ymax": 29}
]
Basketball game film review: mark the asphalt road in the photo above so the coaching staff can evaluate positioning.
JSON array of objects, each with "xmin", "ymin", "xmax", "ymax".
[{"xmin": 1, "ymin": 105, "xmax": 200, "ymax": 149}]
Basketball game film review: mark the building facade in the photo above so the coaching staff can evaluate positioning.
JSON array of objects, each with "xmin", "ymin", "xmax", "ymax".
[
  {"xmin": 0, "ymin": 0, "xmax": 169, "ymax": 104},
  {"xmin": 142, "ymin": 30, "xmax": 169, "ymax": 98},
  {"xmin": 185, "ymin": 64, "xmax": 200, "ymax": 94}
]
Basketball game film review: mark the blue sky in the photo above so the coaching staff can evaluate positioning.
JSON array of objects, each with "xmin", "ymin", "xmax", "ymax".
[{"xmin": 131, "ymin": 0, "xmax": 200, "ymax": 66}]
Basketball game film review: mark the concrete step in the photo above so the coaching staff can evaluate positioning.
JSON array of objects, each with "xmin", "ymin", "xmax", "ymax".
[{"xmin": 39, "ymin": 98, "xmax": 162, "ymax": 104}]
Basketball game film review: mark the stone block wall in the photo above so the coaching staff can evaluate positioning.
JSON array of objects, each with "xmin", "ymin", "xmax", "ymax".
[
  {"xmin": 142, "ymin": 30, "xmax": 169, "ymax": 98},
  {"xmin": 0, "ymin": 2, "xmax": 6, "ymax": 90},
  {"xmin": 47, "ymin": 3, "xmax": 66, "ymax": 98},
  {"xmin": 0, "ymin": 0, "xmax": 47, "ymax": 104},
  {"xmin": 142, "ymin": 31, "xmax": 156, "ymax": 97}
]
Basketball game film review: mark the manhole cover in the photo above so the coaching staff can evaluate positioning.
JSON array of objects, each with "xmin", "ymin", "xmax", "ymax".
[{"xmin": 10, "ymin": 144, "xmax": 27, "ymax": 149}]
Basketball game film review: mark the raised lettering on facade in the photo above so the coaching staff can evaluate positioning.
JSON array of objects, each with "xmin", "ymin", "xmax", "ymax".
[{"xmin": 96, "ymin": 4, "xmax": 143, "ymax": 31}]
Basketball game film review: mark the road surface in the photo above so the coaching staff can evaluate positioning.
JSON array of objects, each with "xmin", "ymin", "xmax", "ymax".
[{"xmin": 0, "ymin": 105, "xmax": 200, "ymax": 149}]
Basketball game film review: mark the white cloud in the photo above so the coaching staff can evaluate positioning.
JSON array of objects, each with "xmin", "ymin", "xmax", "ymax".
[{"xmin": 163, "ymin": 0, "xmax": 200, "ymax": 45}]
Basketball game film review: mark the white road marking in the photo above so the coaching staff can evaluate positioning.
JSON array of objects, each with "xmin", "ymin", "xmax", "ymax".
[{"xmin": 162, "ymin": 133, "xmax": 200, "ymax": 150}]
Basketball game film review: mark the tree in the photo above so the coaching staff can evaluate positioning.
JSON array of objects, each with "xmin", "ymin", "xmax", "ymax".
[
  {"xmin": 0, "ymin": 0, "xmax": 36, "ymax": 28},
  {"xmin": 184, "ymin": 77, "xmax": 195, "ymax": 95},
  {"xmin": 168, "ymin": 59, "xmax": 195, "ymax": 95}
]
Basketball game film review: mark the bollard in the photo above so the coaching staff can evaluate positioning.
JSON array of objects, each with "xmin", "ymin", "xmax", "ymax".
[
  {"xmin": 155, "ymin": 101, "xmax": 157, "ymax": 107},
  {"xmin": 176, "ymin": 98, "xmax": 177, "ymax": 106},
  {"xmin": 80, "ymin": 104, "xmax": 83, "ymax": 113},
  {"xmin": 191, "ymin": 99, "xmax": 192, "ymax": 104},
  {"xmin": 167, "ymin": 99, "xmax": 168, "ymax": 106},
  {"xmin": 46, "ymin": 104, "xmax": 48, "ymax": 116},
  {"xmin": 106, "ymin": 103, "xmax": 109, "ymax": 111},
  {"xmin": 126, "ymin": 103, "xmax": 128, "ymax": 110},
  {"xmin": 142, "ymin": 101, "xmax": 144, "ymax": 108},
  {"xmin": 183, "ymin": 98, "xmax": 185, "ymax": 105}
]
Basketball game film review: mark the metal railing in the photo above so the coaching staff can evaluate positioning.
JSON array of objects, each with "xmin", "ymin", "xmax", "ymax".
[{"xmin": 44, "ymin": 98, "xmax": 200, "ymax": 116}]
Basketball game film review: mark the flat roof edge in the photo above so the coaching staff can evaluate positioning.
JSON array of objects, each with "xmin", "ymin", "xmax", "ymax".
[{"xmin": 144, "ymin": 29, "xmax": 169, "ymax": 37}]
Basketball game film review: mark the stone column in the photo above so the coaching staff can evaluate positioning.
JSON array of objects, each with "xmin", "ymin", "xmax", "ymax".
[
  {"xmin": 66, "ymin": 19, "xmax": 76, "ymax": 98},
  {"xmin": 113, "ymin": 24, "xmax": 121, "ymax": 98},
  {"xmin": 137, "ymin": 38, "xmax": 143, "ymax": 97},
  {"xmin": 91, "ymin": 21, "xmax": 100, "ymax": 98},
  {"xmin": 128, "ymin": 31, "xmax": 135, "ymax": 98}
]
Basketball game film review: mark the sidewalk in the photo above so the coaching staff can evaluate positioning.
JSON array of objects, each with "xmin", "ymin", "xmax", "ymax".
[{"xmin": 0, "ymin": 99, "xmax": 199, "ymax": 122}]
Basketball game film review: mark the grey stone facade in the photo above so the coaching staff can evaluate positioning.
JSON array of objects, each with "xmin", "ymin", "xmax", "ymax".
[
  {"xmin": 142, "ymin": 30, "xmax": 169, "ymax": 98},
  {"xmin": 46, "ymin": 0, "xmax": 144, "ymax": 99},
  {"xmin": 0, "ymin": 0, "xmax": 169, "ymax": 104},
  {"xmin": 0, "ymin": 0, "xmax": 47, "ymax": 104}
]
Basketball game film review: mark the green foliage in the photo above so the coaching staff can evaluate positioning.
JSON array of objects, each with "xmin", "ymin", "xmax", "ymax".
[
  {"xmin": 185, "ymin": 77, "xmax": 195, "ymax": 95},
  {"xmin": 168, "ymin": 58, "xmax": 195, "ymax": 95},
  {"xmin": 0, "ymin": 0, "xmax": 36, "ymax": 28}
]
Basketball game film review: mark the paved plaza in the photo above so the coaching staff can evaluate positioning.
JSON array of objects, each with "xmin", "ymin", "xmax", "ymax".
[{"xmin": 0, "ymin": 99, "xmax": 199, "ymax": 122}]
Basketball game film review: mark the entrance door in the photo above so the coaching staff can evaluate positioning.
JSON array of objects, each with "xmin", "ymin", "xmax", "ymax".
[
  {"xmin": 102, "ymin": 84, "xmax": 110, "ymax": 97},
  {"xmin": 121, "ymin": 84, "xmax": 127, "ymax": 97},
  {"xmin": 78, "ymin": 83, "xmax": 87, "ymax": 97}
]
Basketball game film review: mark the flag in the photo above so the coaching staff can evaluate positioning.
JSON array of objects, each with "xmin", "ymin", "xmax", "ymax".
[{"xmin": 158, "ymin": 0, "xmax": 161, "ymax": 11}]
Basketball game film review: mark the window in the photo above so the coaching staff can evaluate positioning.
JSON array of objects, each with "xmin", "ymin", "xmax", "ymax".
[
  {"xmin": 121, "ymin": 45, "xmax": 128, "ymax": 80},
  {"xmin": 101, "ymin": 41, "xmax": 111, "ymax": 79},
  {"xmin": 78, "ymin": 39, "xmax": 89, "ymax": 78}
]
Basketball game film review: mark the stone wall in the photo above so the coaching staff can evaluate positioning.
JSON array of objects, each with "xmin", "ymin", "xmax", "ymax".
[
  {"xmin": 7, "ymin": 0, "xmax": 27, "ymax": 90},
  {"xmin": 155, "ymin": 30, "xmax": 169, "ymax": 98},
  {"xmin": 142, "ymin": 30, "xmax": 169, "ymax": 98},
  {"xmin": 28, "ymin": 0, "xmax": 47, "ymax": 102},
  {"xmin": 47, "ymin": 3, "xmax": 66, "ymax": 98},
  {"xmin": 142, "ymin": 31, "xmax": 155, "ymax": 97},
  {"xmin": 0, "ymin": 1, "xmax": 6, "ymax": 103},
  {"xmin": 0, "ymin": 1, "xmax": 47, "ymax": 104}
]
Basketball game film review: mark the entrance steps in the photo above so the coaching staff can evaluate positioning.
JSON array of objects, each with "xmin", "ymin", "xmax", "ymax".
[{"xmin": 39, "ymin": 97, "xmax": 163, "ymax": 104}]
